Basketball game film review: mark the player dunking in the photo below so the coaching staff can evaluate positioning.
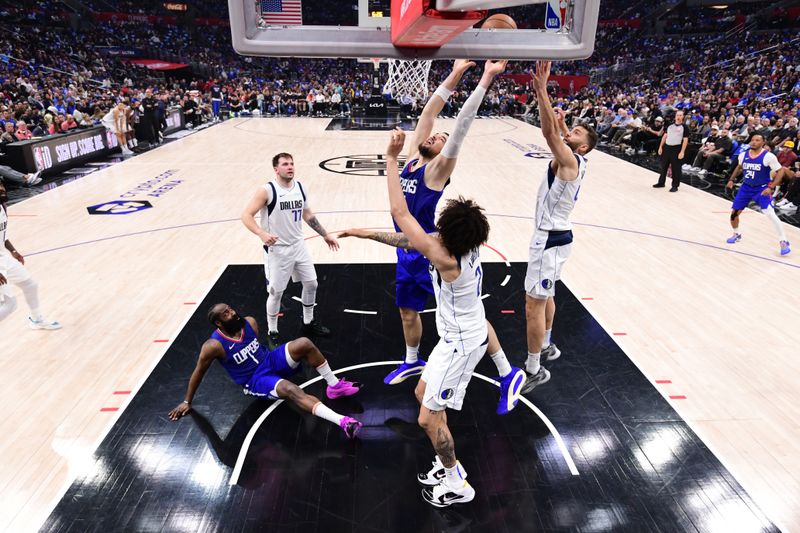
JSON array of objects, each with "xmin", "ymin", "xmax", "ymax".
[
  {"xmin": 242, "ymin": 153, "xmax": 338, "ymax": 347},
  {"xmin": 168, "ymin": 303, "xmax": 363, "ymax": 438},
  {"xmin": 524, "ymin": 61, "xmax": 597, "ymax": 392},
  {"xmin": 725, "ymin": 133, "xmax": 791, "ymax": 256},
  {"xmin": 0, "ymin": 181, "xmax": 61, "ymax": 328}
]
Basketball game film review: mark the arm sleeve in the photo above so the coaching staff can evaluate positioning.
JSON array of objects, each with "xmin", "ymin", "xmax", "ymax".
[{"xmin": 440, "ymin": 86, "xmax": 487, "ymax": 159}]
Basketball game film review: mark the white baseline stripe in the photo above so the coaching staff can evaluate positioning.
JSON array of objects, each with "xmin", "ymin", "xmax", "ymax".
[
  {"xmin": 501, "ymin": 274, "xmax": 511, "ymax": 287},
  {"xmin": 229, "ymin": 360, "xmax": 578, "ymax": 485},
  {"xmin": 343, "ymin": 309, "xmax": 378, "ymax": 315}
]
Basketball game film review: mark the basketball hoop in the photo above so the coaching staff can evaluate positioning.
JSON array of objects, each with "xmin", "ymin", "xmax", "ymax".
[{"xmin": 384, "ymin": 58, "xmax": 433, "ymax": 100}]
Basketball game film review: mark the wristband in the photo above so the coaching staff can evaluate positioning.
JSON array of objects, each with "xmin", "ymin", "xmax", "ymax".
[
  {"xmin": 183, "ymin": 400, "xmax": 191, "ymax": 404},
  {"xmin": 433, "ymin": 85, "xmax": 453, "ymax": 102}
]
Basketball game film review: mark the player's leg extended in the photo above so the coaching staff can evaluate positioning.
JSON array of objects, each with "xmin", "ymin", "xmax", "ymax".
[
  {"xmin": 418, "ymin": 406, "xmax": 474, "ymax": 506},
  {"xmin": 762, "ymin": 205, "xmax": 791, "ymax": 255},
  {"xmin": 9, "ymin": 264, "xmax": 60, "ymax": 329},
  {"xmin": 486, "ymin": 321, "xmax": 526, "ymax": 415},
  {"xmin": 384, "ymin": 306, "xmax": 426, "ymax": 384},
  {"xmin": 274, "ymin": 380, "xmax": 362, "ymax": 439},
  {"xmin": 284, "ymin": 338, "xmax": 362, "ymax": 399},
  {"xmin": 296, "ymin": 249, "xmax": 329, "ymax": 336},
  {"xmin": 541, "ymin": 296, "xmax": 561, "ymax": 362},
  {"xmin": 523, "ymin": 294, "xmax": 551, "ymax": 393}
]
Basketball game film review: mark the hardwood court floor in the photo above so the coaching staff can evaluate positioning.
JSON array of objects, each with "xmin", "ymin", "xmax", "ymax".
[{"xmin": 1, "ymin": 117, "xmax": 798, "ymax": 532}]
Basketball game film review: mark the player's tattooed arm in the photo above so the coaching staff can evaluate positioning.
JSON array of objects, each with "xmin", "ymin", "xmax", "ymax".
[
  {"xmin": 368, "ymin": 232, "xmax": 413, "ymax": 250},
  {"xmin": 305, "ymin": 216, "xmax": 328, "ymax": 237}
]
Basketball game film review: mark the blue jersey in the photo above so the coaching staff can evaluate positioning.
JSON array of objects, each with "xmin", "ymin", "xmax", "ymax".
[
  {"xmin": 212, "ymin": 321, "xmax": 268, "ymax": 385},
  {"xmin": 740, "ymin": 149, "xmax": 773, "ymax": 188},
  {"xmin": 393, "ymin": 159, "xmax": 448, "ymax": 234}
]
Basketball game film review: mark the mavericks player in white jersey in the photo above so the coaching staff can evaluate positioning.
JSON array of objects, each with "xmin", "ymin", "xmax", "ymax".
[
  {"xmin": 381, "ymin": 128, "xmax": 523, "ymax": 507},
  {"xmin": 241, "ymin": 152, "xmax": 339, "ymax": 346},
  {"xmin": 524, "ymin": 61, "xmax": 597, "ymax": 392},
  {"xmin": 0, "ymin": 181, "xmax": 60, "ymax": 328}
]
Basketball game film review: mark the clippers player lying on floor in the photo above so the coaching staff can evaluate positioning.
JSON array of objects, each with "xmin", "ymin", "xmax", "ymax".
[
  {"xmin": 354, "ymin": 127, "xmax": 523, "ymax": 507},
  {"xmin": 168, "ymin": 303, "xmax": 363, "ymax": 439}
]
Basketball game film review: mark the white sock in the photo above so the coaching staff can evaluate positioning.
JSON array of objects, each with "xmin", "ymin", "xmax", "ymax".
[
  {"xmin": 301, "ymin": 280, "xmax": 317, "ymax": 324},
  {"xmin": 543, "ymin": 328, "xmax": 552, "ymax": 349},
  {"xmin": 526, "ymin": 351, "xmax": 541, "ymax": 374},
  {"xmin": 312, "ymin": 402, "xmax": 344, "ymax": 426},
  {"xmin": 764, "ymin": 206, "xmax": 787, "ymax": 241},
  {"xmin": 489, "ymin": 349, "xmax": 512, "ymax": 378},
  {"xmin": 315, "ymin": 361, "xmax": 339, "ymax": 387},
  {"xmin": 405, "ymin": 344, "xmax": 419, "ymax": 364},
  {"xmin": 17, "ymin": 278, "xmax": 41, "ymax": 319},
  {"xmin": 266, "ymin": 290, "xmax": 282, "ymax": 332},
  {"xmin": 444, "ymin": 462, "xmax": 466, "ymax": 488}
]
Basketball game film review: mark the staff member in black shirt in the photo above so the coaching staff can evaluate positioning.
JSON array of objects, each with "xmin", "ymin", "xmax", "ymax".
[
  {"xmin": 654, "ymin": 110, "xmax": 690, "ymax": 192},
  {"xmin": 140, "ymin": 88, "xmax": 158, "ymax": 145}
]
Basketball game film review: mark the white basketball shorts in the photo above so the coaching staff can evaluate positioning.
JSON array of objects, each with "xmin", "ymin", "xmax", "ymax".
[
  {"xmin": 263, "ymin": 241, "xmax": 316, "ymax": 295},
  {"xmin": 524, "ymin": 229, "xmax": 572, "ymax": 299},
  {"xmin": 421, "ymin": 335, "xmax": 488, "ymax": 411}
]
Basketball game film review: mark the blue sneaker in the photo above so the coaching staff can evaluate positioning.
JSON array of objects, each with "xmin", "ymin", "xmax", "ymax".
[
  {"xmin": 726, "ymin": 233, "xmax": 742, "ymax": 244},
  {"xmin": 497, "ymin": 367, "xmax": 526, "ymax": 415},
  {"xmin": 384, "ymin": 360, "xmax": 426, "ymax": 385},
  {"xmin": 780, "ymin": 240, "xmax": 791, "ymax": 256}
]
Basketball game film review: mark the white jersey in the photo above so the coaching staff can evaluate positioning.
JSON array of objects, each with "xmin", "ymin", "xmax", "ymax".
[
  {"xmin": 258, "ymin": 180, "xmax": 308, "ymax": 247},
  {"xmin": 431, "ymin": 248, "xmax": 487, "ymax": 352},
  {"xmin": 534, "ymin": 154, "xmax": 587, "ymax": 231}
]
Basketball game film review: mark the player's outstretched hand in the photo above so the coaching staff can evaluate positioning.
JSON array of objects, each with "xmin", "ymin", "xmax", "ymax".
[
  {"xmin": 484, "ymin": 59, "xmax": 508, "ymax": 78},
  {"xmin": 387, "ymin": 128, "xmax": 405, "ymax": 158},
  {"xmin": 453, "ymin": 59, "xmax": 476, "ymax": 74},
  {"xmin": 168, "ymin": 402, "xmax": 191, "ymax": 421},
  {"xmin": 338, "ymin": 228, "xmax": 370, "ymax": 239},
  {"xmin": 532, "ymin": 60, "xmax": 551, "ymax": 92},
  {"xmin": 324, "ymin": 234, "xmax": 340, "ymax": 251},
  {"xmin": 553, "ymin": 107, "xmax": 566, "ymax": 125}
]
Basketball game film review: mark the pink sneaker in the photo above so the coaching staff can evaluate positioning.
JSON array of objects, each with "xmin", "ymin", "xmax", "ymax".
[
  {"xmin": 326, "ymin": 379, "xmax": 362, "ymax": 399},
  {"xmin": 340, "ymin": 416, "xmax": 363, "ymax": 439}
]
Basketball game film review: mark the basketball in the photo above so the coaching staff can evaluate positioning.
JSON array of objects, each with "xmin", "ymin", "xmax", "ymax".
[{"xmin": 481, "ymin": 13, "xmax": 517, "ymax": 30}]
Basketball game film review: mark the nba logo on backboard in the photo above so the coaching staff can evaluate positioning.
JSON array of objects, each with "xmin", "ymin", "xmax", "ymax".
[{"xmin": 545, "ymin": 0, "xmax": 567, "ymax": 30}]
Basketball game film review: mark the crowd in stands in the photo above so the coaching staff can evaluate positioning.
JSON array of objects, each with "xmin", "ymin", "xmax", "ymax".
[{"xmin": 1, "ymin": 0, "xmax": 799, "ymax": 207}]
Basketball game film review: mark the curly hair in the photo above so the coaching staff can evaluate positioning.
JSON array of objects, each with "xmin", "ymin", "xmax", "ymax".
[{"xmin": 435, "ymin": 196, "xmax": 490, "ymax": 258}]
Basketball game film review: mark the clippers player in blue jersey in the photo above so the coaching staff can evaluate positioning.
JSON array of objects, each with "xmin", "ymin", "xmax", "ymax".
[
  {"xmin": 382, "ymin": 60, "xmax": 522, "ymax": 395},
  {"xmin": 725, "ymin": 133, "xmax": 791, "ymax": 256},
  {"xmin": 168, "ymin": 303, "xmax": 363, "ymax": 438},
  {"xmin": 524, "ymin": 61, "xmax": 598, "ymax": 393}
]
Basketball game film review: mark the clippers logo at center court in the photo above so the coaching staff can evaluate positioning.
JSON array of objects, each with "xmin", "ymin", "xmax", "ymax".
[{"xmin": 319, "ymin": 154, "xmax": 407, "ymax": 177}]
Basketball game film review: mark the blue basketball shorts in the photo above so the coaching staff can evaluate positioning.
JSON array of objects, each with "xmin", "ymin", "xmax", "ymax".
[
  {"xmin": 732, "ymin": 183, "xmax": 771, "ymax": 211},
  {"xmin": 243, "ymin": 343, "xmax": 301, "ymax": 400},
  {"xmin": 395, "ymin": 250, "xmax": 434, "ymax": 311}
]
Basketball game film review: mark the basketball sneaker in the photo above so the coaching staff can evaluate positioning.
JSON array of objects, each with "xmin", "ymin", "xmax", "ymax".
[
  {"xmin": 301, "ymin": 320, "xmax": 330, "ymax": 337},
  {"xmin": 496, "ymin": 367, "xmax": 526, "ymax": 415},
  {"xmin": 421, "ymin": 479, "xmax": 475, "ymax": 508},
  {"xmin": 28, "ymin": 316, "xmax": 61, "ymax": 330},
  {"xmin": 25, "ymin": 171, "xmax": 42, "ymax": 186},
  {"xmin": 780, "ymin": 240, "xmax": 791, "ymax": 256},
  {"xmin": 327, "ymin": 379, "xmax": 362, "ymax": 399},
  {"xmin": 267, "ymin": 330, "xmax": 280, "ymax": 349},
  {"xmin": 339, "ymin": 416, "xmax": 362, "ymax": 439},
  {"xmin": 418, "ymin": 457, "xmax": 467, "ymax": 486},
  {"xmin": 726, "ymin": 233, "xmax": 742, "ymax": 244},
  {"xmin": 384, "ymin": 360, "xmax": 426, "ymax": 385},
  {"xmin": 542, "ymin": 343, "xmax": 561, "ymax": 362},
  {"xmin": 520, "ymin": 366, "xmax": 551, "ymax": 395}
]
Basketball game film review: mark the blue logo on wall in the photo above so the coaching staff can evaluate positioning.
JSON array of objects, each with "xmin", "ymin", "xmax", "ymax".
[{"xmin": 87, "ymin": 200, "xmax": 153, "ymax": 215}]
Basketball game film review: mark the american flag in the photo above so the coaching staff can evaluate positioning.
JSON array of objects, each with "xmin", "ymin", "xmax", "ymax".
[{"xmin": 261, "ymin": 0, "xmax": 303, "ymax": 25}]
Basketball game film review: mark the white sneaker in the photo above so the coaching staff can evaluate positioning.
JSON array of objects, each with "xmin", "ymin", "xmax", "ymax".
[
  {"xmin": 776, "ymin": 198, "xmax": 789, "ymax": 207},
  {"xmin": 780, "ymin": 202, "xmax": 797, "ymax": 212},
  {"xmin": 121, "ymin": 146, "xmax": 134, "ymax": 156},
  {"xmin": 697, "ymin": 169, "xmax": 707, "ymax": 176},
  {"xmin": 26, "ymin": 170, "xmax": 43, "ymax": 185},
  {"xmin": 681, "ymin": 164, "xmax": 691, "ymax": 170},
  {"xmin": 417, "ymin": 457, "xmax": 467, "ymax": 486},
  {"xmin": 521, "ymin": 366, "xmax": 551, "ymax": 394},
  {"xmin": 29, "ymin": 316, "xmax": 62, "ymax": 330},
  {"xmin": 421, "ymin": 479, "xmax": 475, "ymax": 507}
]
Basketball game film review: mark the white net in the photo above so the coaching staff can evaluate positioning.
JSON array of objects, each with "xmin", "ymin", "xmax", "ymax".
[{"xmin": 384, "ymin": 59, "xmax": 433, "ymax": 101}]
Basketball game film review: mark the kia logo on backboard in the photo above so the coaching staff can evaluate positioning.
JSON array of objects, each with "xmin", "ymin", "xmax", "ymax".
[
  {"xmin": 87, "ymin": 200, "xmax": 153, "ymax": 215},
  {"xmin": 319, "ymin": 154, "xmax": 407, "ymax": 177}
]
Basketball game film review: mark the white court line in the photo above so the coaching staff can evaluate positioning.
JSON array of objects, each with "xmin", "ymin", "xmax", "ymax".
[
  {"xmin": 229, "ymin": 360, "xmax": 579, "ymax": 485},
  {"xmin": 343, "ymin": 309, "xmax": 378, "ymax": 315},
  {"xmin": 481, "ymin": 293, "xmax": 490, "ymax": 300},
  {"xmin": 501, "ymin": 274, "xmax": 511, "ymax": 287},
  {"xmin": 419, "ymin": 308, "xmax": 435, "ymax": 314},
  {"xmin": 291, "ymin": 296, "xmax": 316, "ymax": 306}
]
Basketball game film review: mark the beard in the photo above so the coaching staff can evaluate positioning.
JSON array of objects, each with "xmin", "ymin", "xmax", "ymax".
[
  {"xmin": 220, "ymin": 314, "xmax": 245, "ymax": 335},
  {"xmin": 418, "ymin": 143, "xmax": 436, "ymax": 159},
  {"xmin": 565, "ymin": 138, "xmax": 583, "ymax": 152}
]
